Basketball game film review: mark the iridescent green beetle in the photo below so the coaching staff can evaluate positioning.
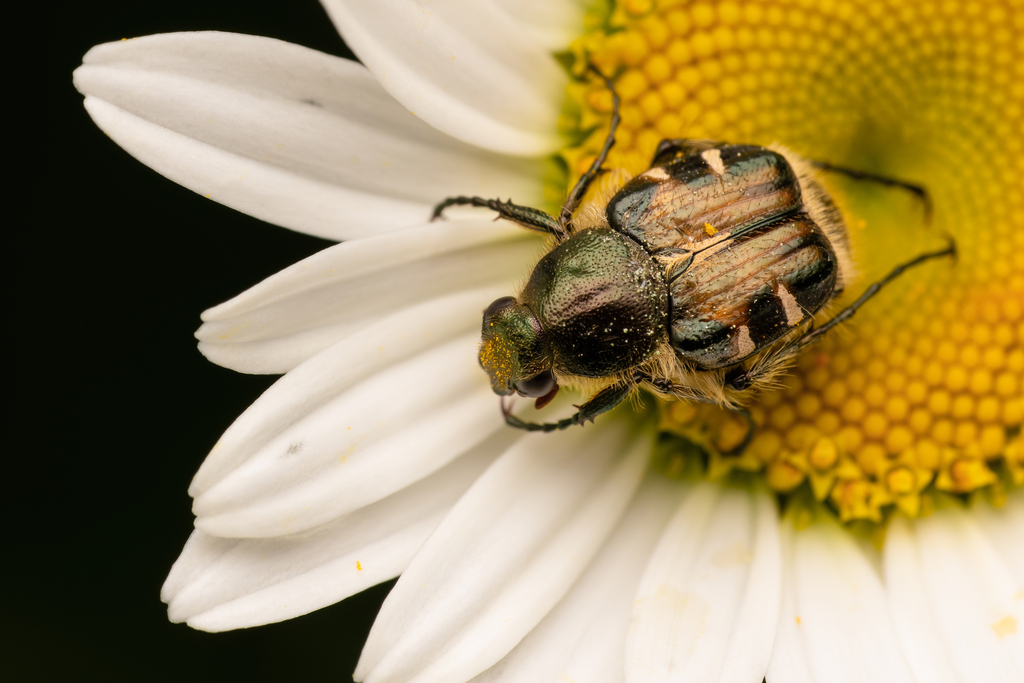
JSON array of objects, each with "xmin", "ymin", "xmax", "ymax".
[{"xmin": 434, "ymin": 73, "xmax": 953, "ymax": 442}]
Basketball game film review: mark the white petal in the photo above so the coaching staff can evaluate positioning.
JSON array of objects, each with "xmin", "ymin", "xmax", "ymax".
[
  {"xmin": 74, "ymin": 32, "xmax": 544, "ymax": 240},
  {"xmin": 491, "ymin": 0, "xmax": 587, "ymax": 50},
  {"xmin": 884, "ymin": 506, "xmax": 1024, "ymax": 683},
  {"xmin": 625, "ymin": 483, "xmax": 782, "ymax": 683},
  {"xmin": 882, "ymin": 518, "xmax": 962, "ymax": 683},
  {"xmin": 973, "ymin": 489, "xmax": 1024, "ymax": 589},
  {"xmin": 161, "ymin": 531, "xmax": 237, "ymax": 605},
  {"xmin": 354, "ymin": 418, "xmax": 651, "ymax": 683},
  {"xmin": 193, "ymin": 333, "xmax": 506, "ymax": 537},
  {"xmin": 766, "ymin": 517, "xmax": 915, "ymax": 683},
  {"xmin": 196, "ymin": 219, "xmax": 541, "ymax": 373},
  {"xmin": 320, "ymin": 0, "xmax": 565, "ymax": 156},
  {"xmin": 163, "ymin": 433, "xmax": 512, "ymax": 631},
  {"xmin": 472, "ymin": 475, "xmax": 685, "ymax": 683},
  {"xmin": 190, "ymin": 290, "xmax": 498, "ymax": 496}
]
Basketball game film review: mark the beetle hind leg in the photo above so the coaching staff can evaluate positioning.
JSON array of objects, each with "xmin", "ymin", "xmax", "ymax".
[
  {"xmin": 810, "ymin": 160, "xmax": 934, "ymax": 226},
  {"xmin": 730, "ymin": 240, "xmax": 957, "ymax": 390}
]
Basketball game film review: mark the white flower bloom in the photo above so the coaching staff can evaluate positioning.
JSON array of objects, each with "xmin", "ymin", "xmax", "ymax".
[{"xmin": 75, "ymin": 2, "xmax": 1023, "ymax": 682}]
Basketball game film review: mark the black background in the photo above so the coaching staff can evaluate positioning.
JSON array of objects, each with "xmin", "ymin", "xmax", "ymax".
[{"xmin": 15, "ymin": 2, "xmax": 392, "ymax": 680}]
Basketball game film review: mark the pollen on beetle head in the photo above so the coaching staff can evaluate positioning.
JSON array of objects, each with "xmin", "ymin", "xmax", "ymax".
[
  {"xmin": 478, "ymin": 336, "xmax": 517, "ymax": 395},
  {"xmin": 557, "ymin": 0, "xmax": 1022, "ymax": 532}
]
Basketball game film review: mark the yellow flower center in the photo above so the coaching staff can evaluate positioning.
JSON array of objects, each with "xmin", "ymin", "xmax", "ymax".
[{"xmin": 556, "ymin": 0, "xmax": 1022, "ymax": 527}]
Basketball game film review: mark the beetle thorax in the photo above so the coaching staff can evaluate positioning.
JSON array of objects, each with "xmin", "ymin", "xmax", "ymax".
[{"xmin": 520, "ymin": 227, "xmax": 668, "ymax": 378}]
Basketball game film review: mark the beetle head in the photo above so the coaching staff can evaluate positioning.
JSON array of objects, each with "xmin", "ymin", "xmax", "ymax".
[{"xmin": 478, "ymin": 296, "xmax": 559, "ymax": 406}]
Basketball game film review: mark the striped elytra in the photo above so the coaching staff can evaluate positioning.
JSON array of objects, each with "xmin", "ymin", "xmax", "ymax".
[{"xmin": 606, "ymin": 143, "xmax": 840, "ymax": 370}]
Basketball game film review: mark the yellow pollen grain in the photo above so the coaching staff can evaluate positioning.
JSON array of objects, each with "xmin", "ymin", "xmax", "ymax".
[{"xmin": 562, "ymin": 0, "xmax": 1021, "ymax": 526}]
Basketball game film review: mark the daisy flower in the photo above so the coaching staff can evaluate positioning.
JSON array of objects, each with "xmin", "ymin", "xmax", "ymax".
[{"xmin": 75, "ymin": 1, "xmax": 1023, "ymax": 682}]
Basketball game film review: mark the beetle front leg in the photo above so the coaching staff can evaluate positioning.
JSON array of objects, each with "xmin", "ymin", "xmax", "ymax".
[
  {"xmin": 432, "ymin": 196, "xmax": 567, "ymax": 241},
  {"xmin": 559, "ymin": 65, "xmax": 620, "ymax": 231},
  {"xmin": 502, "ymin": 382, "xmax": 633, "ymax": 432}
]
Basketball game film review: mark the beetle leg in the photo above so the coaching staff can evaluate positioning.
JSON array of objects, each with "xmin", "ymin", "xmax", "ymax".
[
  {"xmin": 431, "ymin": 196, "xmax": 566, "ymax": 240},
  {"xmin": 501, "ymin": 381, "xmax": 632, "ymax": 432},
  {"xmin": 800, "ymin": 240, "xmax": 956, "ymax": 347},
  {"xmin": 810, "ymin": 160, "xmax": 934, "ymax": 226},
  {"xmin": 732, "ymin": 240, "xmax": 957, "ymax": 389},
  {"xmin": 636, "ymin": 372, "xmax": 755, "ymax": 455},
  {"xmin": 559, "ymin": 65, "xmax": 621, "ymax": 231}
]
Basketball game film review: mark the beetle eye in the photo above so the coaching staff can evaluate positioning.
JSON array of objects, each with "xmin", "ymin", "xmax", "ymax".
[
  {"xmin": 514, "ymin": 369, "xmax": 556, "ymax": 398},
  {"xmin": 483, "ymin": 296, "xmax": 517, "ymax": 323}
]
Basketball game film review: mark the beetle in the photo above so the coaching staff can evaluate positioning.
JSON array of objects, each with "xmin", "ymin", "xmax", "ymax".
[{"xmin": 433, "ymin": 71, "xmax": 954, "ymax": 445}]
